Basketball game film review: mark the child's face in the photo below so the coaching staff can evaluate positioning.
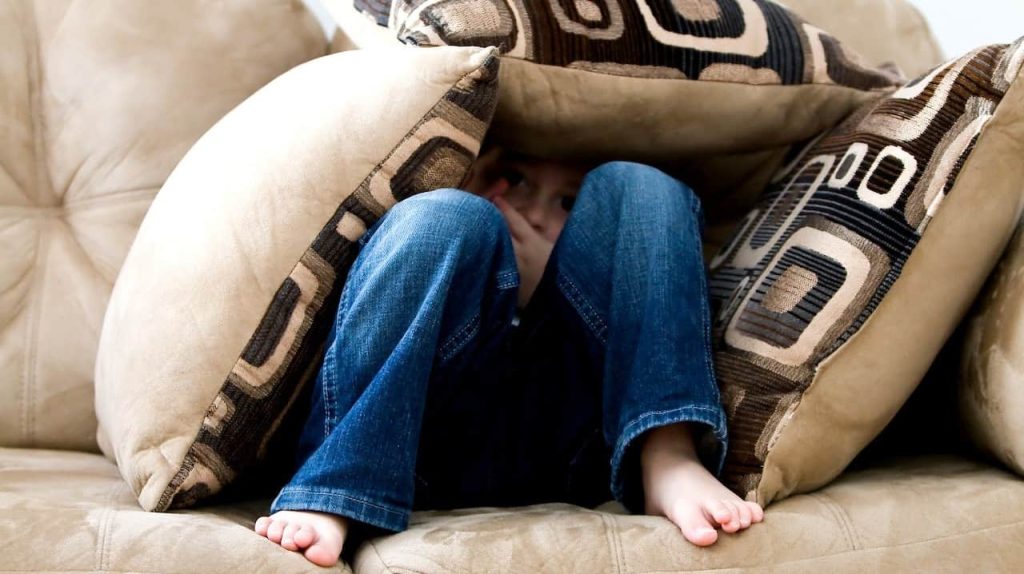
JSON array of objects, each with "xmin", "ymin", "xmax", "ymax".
[{"xmin": 465, "ymin": 147, "xmax": 591, "ymax": 242}]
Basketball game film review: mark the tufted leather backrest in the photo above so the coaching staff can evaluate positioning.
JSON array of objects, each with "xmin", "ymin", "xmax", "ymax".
[{"xmin": 0, "ymin": 0, "xmax": 326, "ymax": 453}]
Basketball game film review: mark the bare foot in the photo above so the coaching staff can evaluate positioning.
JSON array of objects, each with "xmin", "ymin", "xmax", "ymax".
[
  {"xmin": 640, "ymin": 423, "xmax": 764, "ymax": 547},
  {"xmin": 254, "ymin": 510, "xmax": 349, "ymax": 567}
]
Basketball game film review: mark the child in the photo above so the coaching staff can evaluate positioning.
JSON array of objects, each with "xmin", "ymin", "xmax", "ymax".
[{"xmin": 254, "ymin": 144, "xmax": 764, "ymax": 567}]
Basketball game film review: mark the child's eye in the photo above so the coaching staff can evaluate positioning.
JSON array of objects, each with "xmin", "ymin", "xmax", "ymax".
[
  {"xmin": 501, "ymin": 169, "xmax": 524, "ymax": 186},
  {"xmin": 560, "ymin": 196, "xmax": 576, "ymax": 211}
]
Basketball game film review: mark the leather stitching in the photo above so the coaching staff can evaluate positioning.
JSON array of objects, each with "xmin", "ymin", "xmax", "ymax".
[
  {"xmin": 810, "ymin": 491, "xmax": 864, "ymax": 551},
  {"xmin": 600, "ymin": 512, "xmax": 626, "ymax": 574}
]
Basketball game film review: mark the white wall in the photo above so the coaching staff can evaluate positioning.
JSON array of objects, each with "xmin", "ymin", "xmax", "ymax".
[
  {"xmin": 302, "ymin": 0, "xmax": 335, "ymax": 40},
  {"xmin": 906, "ymin": 0, "xmax": 1023, "ymax": 58}
]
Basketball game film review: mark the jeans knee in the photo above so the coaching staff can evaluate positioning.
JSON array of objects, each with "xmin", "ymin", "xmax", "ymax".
[
  {"xmin": 389, "ymin": 188, "xmax": 504, "ymax": 235},
  {"xmin": 373, "ymin": 188, "xmax": 508, "ymax": 262},
  {"xmin": 580, "ymin": 161, "xmax": 703, "ymax": 225}
]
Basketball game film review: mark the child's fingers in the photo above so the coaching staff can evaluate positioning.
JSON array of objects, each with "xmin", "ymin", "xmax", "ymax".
[{"xmin": 494, "ymin": 196, "xmax": 534, "ymax": 241}]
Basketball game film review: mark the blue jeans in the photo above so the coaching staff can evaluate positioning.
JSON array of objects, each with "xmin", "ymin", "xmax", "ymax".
[{"xmin": 270, "ymin": 161, "xmax": 727, "ymax": 533}]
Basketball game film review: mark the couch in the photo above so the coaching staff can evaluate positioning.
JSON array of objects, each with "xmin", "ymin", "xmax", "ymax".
[{"xmin": 3, "ymin": 1, "xmax": 1023, "ymax": 573}]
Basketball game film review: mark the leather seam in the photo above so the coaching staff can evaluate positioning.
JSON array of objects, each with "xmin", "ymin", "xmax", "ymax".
[
  {"xmin": 599, "ymin": 512, "xmax": 626, "ymax": 574},
  {"xmin": 809, "ymin": 491, "xmax": 863, "ymax": 551},
  {"xmin": 365, "ymin": 541, "xmax": 398, "ymax": 574},
  {"xmin": 94, "ymin": 482, "xmax": 120, "ymax": 571},
  {"xmin": 0, "ymin": 186, "xmax": 161, "ymax": 217},
  {"xmin": 21, "ymin": 0, "xmax": 59, "ymax": 447},
  {"xmin": 22, "ymin": 221, "xmax": 47, "ymax": 445}
]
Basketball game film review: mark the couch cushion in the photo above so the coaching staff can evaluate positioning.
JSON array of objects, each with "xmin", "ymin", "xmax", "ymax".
[
  {"xmin": 0, "ymin": 0, "xmax": 326, "ymax": 453},
  {"xmin": 0, "ymin": 447, "xmax": 349, "ymax": 573},
  {"xmin": 94, "ymin": 45, "xmax": 500, "ymax": 512},
  {"xmin": 707, "ymin": 38, "xmax": 1024, "ymax": 505},
  {"xmin": 4, "ymin": 447, "xmax": 1022, "ymax": 573},
  {"xmin": 351, "ymin": 454, "xmax": 1024, "ymax": 573}
]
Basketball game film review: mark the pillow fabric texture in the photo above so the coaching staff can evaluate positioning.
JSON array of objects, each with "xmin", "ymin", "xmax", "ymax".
[
  {"xmin": 94, "ymin": 45, "xmax": 499, "ymax": 511},
  {"xmin": 961, "ymin": 219, "xmax": 1024, "ymax": 476},
  {"xmin": 336, "ymin": 0, "xmax": 945, "ymax": 79},
  {"xmin": 0, "ymin": 0, "xmax": 325, "ymax": 453},
  {"xmin": 709, "ymin": 38, "xmax": 1024, "ymax": 505},
  {"xmin": 329, "ymin": 0, "xmax": 902, "ymax": 163}
]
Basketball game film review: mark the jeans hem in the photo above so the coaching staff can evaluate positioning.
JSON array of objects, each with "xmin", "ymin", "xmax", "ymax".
[
  {"xmin": 609, "ymin": 405, "xmax": 728, "ymax": 508},
  {"xmin": 270, "ymin": 486, "xmax": 409, "ymax": 533}
]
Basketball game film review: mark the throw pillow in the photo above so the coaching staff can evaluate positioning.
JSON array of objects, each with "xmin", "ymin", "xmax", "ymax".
[
  {"xmin": 961, "ymin": 220, "xmax": 1024, "ymax": 476},
  {"xmin": 94, "ymin": 45, "xmax": 499, "ymax": 511},
  {"xmin": 709, "ymin": 38, "xmax": 1024, "ymax": 504},
  {"xmin": 327, "ymin": 0, "xmax": 902, "ymax": 163}
]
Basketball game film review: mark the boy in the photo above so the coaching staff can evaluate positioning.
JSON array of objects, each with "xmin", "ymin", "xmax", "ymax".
[{"xmin": 254, "ymin": 145, "xmax": 763, "ymax": 567}]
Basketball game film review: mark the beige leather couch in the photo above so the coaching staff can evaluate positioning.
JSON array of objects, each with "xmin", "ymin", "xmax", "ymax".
[{"xmin": 3, "ymin": 1, "xmax": 1022, "ymax": 573}]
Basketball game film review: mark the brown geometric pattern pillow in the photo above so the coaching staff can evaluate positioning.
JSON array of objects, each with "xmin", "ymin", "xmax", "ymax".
[
  {"xmin": 382, "ymin": 0, "xmax": 901, "ymax": 162},
  {"xmin": 95, "ymin": 47, "xmax": 499, "ymax": 511},
  {"xmin": 393, "ymin": 0, "xmax": 892, "ymax": 89},
  {"xmin": 708, "ymin": 38, "xmax": 1024, "ymax": 505}
]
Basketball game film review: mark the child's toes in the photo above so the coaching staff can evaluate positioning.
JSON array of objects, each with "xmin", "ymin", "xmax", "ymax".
[
  {"xmin": 254, "ymin": 517, "xmax": 270, "ymax": 536},
  {"xmin": 718, "ymin": 500, "xmax": 741, "ymax": 533},
  {"xmin": 280, "ymin": 523, "xmax": 301, "ymax": 550},
  {"xmin": 266, "ymin": 518, "xmax": 286, "ymax": 543},
  {"xmin": 671, "ymin": 504, "xmax": 719, "ymax": 547},
  {"xmin": 293, "ymin": 525, "xmax": 316, "ymax": 549},
  {"xmin": 735, "ymin": 501, "xmax": 752, "ymax": 529},
  {"xmin": 706, "ymin": 499, "xmax": 734, "ymax": 528},
  {"xmin": 303, "ymin": 535, "xmax": 343, "ymax": 567},
  {"xmin": 747, "ymin": 501, "xmax": 765, "ymax": 523}
]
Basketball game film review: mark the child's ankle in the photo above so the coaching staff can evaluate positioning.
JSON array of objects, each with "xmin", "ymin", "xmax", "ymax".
[{"xmin": 640, "ymin": 422, "xmax": 701, "ymax": 470}]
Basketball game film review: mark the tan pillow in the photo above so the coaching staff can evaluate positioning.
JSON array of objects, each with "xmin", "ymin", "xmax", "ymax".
[
  {"xmin": 961, "ymin": 221, "xmax": 1024, "ymax": 475},
  {"xmin": 325, "ymin": 0, "xmax": 901, "ymax": 163},
  {"xmin": 709, "ymin": 38, "xmax": 1024, "ymax": 505},
  {"xmin": 0, "ymin": 0, "xmax": 325, "ymax": 453},
  {"xmin": 781, "ymin": 0, "xmax": 945, "ymax": 78},
  {"xmin": 94, "ymin": 45, "xmax": 499, "ymax": 511}
]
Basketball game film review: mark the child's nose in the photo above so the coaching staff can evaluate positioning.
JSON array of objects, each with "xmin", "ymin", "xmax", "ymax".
[{"xmin": 522, "ymin": 201, "xmax": 549, "ymax": 231}]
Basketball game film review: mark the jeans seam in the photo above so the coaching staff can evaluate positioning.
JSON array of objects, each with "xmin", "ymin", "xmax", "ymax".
[
  {"xmin": 556, "ymin": 271, "xmax": 608, "ymax": 344},
  {"xmin": 275, "ymin": 487, "xmax": 406, "ymax": 516},
  {"xmin": 438, "ymin": 312, "xmax": 481, "ymax": 363},
  {"xmin": 689, "ymin": 209, "xmax": 718, "ymax": 397},
  {"xmin": 610, "ymin": 405, "xmax": 728, "ymax": 500},
  {"xmin": 322, "ymin": 278, "xmax": 355, "ymax": 437},
  {"xmin": 321, "ymin": 356, "xmax": 335, "ymax": 440},
  {"xmin": 617, "ymin": 405, "xmax": 725, "ymax": 450},
  {"xmin": 272, "ymin": 487, "xmax": 409, "ymax": 532},
  {"xmin": 495, "ymin": 269, "xmax": 519, "ymax": 290}
]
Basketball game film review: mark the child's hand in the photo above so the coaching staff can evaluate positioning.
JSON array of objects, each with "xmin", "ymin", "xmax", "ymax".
[{"xmin": 494, "ymin": 195, "xmax": 553, "ymax": 309}]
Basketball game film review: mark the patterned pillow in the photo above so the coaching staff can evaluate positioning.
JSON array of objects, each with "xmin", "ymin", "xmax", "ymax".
[
  {"xmin": 94, "ymin": 46, "xmax": 499, "ymax": 511},
  {"xmin": 327, "ymin": 0, "xmax": 901, "ymax": 162},
  {"xmin": 709, "ymin": 38, "xmax": 1024, "ymax": 504}
]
